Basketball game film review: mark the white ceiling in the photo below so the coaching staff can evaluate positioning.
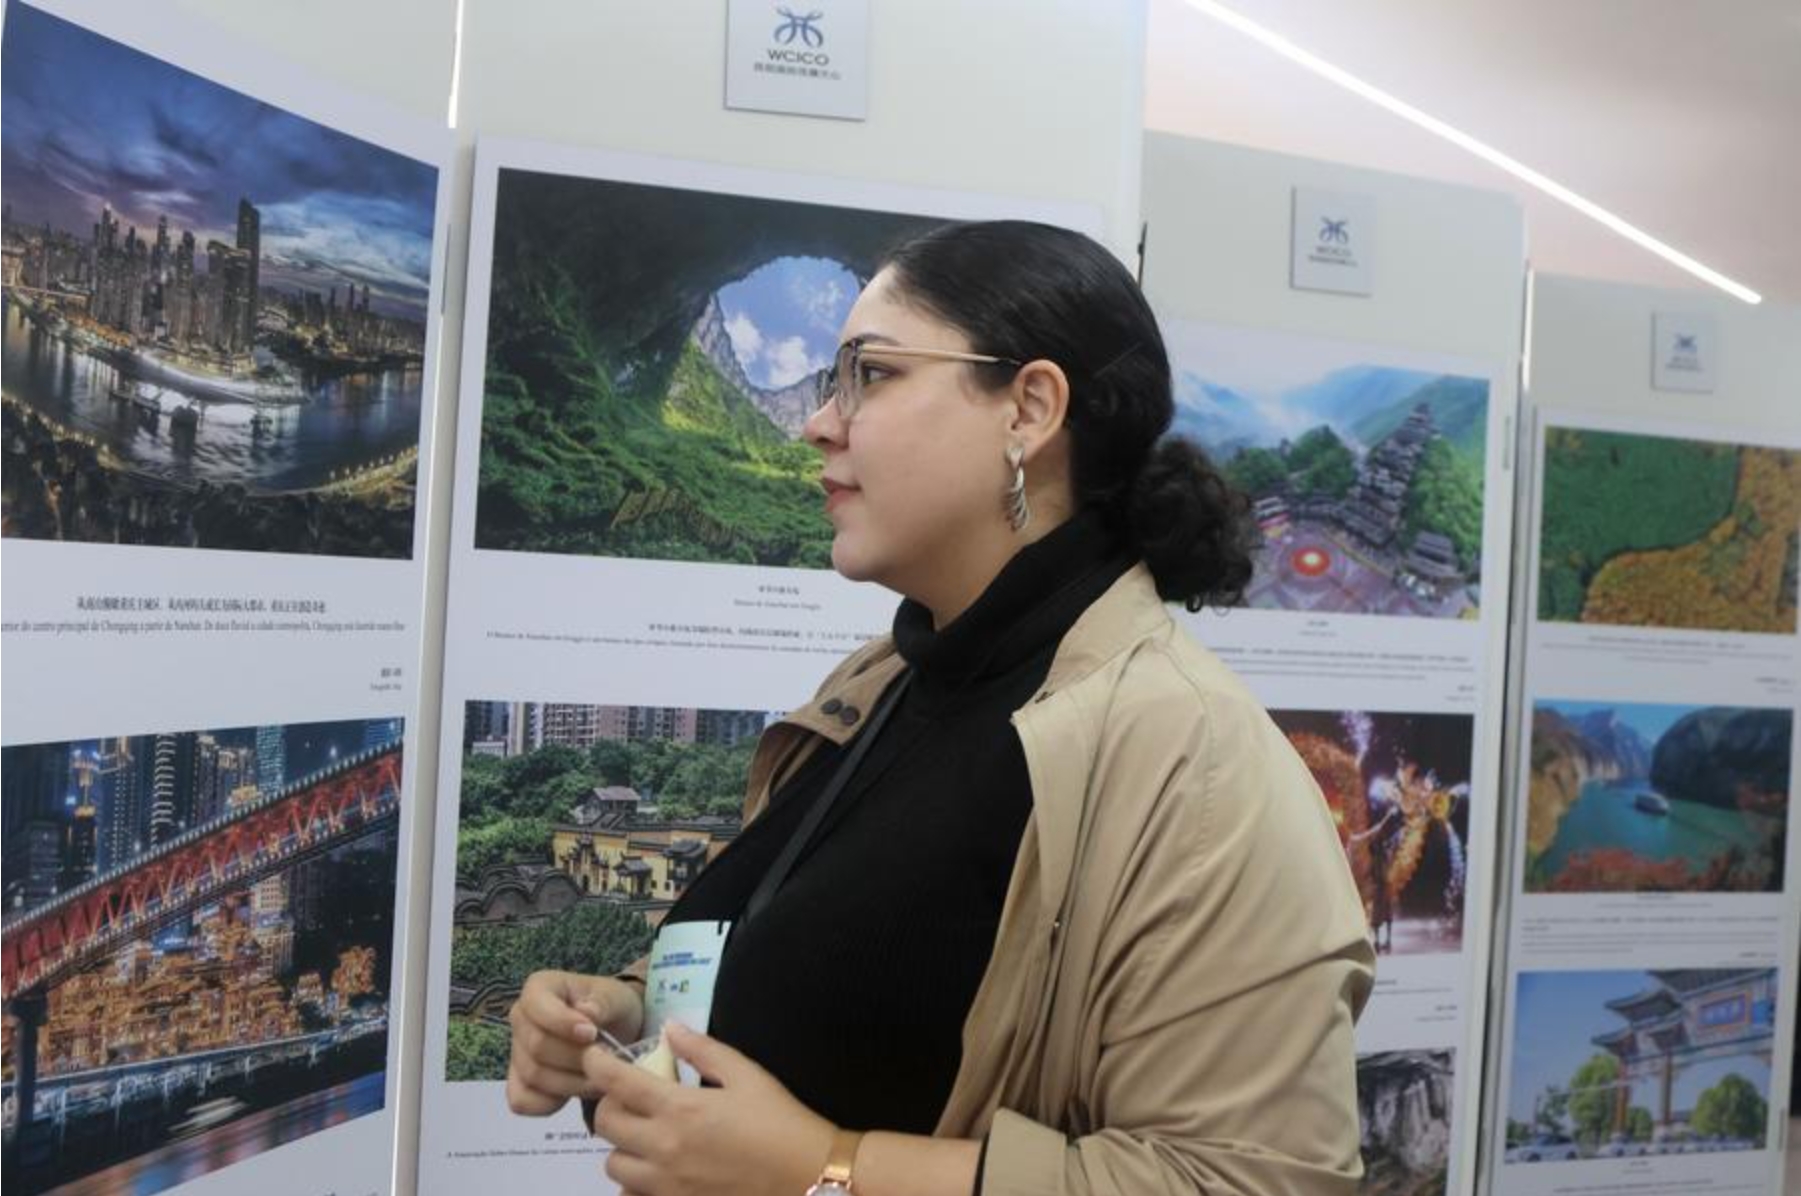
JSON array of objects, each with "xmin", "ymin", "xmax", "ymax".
[{"xmin": 1143, "ymin": 0, "xmax": 1801, "ymax": 305}]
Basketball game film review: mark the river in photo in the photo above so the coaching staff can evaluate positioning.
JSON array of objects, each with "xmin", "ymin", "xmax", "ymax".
[
  {"xmin": 1536, "ymin": 779, "xmax": 1771, "ymax": 880},
  {"xmin": 40, "ymin": 1071, "xmax": 385, "ymax": 1196},
  {"xmin": 2, "ymin": 299, "xmax": 422, "ymax": 494}
]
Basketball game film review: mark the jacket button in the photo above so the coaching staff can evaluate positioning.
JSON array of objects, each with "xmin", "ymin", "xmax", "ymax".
[
  {"xmin": 821, "ymin": 698, "xmax": 843, "ymax": 715},
  {"xmin": 838, "ymin": 705, "xmax": 861, "ymax": 726}
]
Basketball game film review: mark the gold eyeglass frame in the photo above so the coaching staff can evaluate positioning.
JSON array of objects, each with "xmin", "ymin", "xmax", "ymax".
[{"xmin": 816, "ymin": 337, "xmax": 1025, "ymax": 420}]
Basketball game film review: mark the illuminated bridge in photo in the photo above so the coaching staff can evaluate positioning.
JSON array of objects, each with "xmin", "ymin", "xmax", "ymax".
[{"xmin": 1, "ymin": 744, "xmax": 403, "ymax": 1002}]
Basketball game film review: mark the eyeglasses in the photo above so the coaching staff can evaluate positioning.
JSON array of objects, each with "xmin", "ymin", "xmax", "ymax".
[{"xmin": 816, "ymin": 337, "xmax": 1024, "ymax": 421}]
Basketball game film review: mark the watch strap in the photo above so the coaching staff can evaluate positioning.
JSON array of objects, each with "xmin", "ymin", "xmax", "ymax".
[{"xmin": 820, "ymin": 1127, "xmax": 864, "ymax": 1186}]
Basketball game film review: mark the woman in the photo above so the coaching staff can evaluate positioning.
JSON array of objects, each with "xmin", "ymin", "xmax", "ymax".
[{"xmin": 506, "ymin": 221, "xmax": 1373, "ymax": 1195}]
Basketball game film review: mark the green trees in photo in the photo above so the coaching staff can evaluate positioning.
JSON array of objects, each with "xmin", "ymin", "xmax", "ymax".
[
  {"xmin": 1404, "ymin": 437, "xmax": 1484, "ymax": 571},
  {"xmin": 451, "ymin": 901, "xmax": 654, "ymax": 992},
  {"xmin": 1564, "ymin": 1053, "xmax": 1622, "ymax": 1148},
  {"xmin": 446, "ymin": 904, "xmax": 656, "ymax": 1084},
  {"xmin": 445, "ymin": 1021, "xmax": 512, "ymax": 1083},
  {"xmin": 1223, "ymin": 446, "xmax": 1288, "ymax": 497},
  {"xmin": 1537, "ymin": 429, "xmax": 1738, "ymax": 621},
  {"xmin": 1534, "ymin": 1084, "xmax": 1570, "ymax": 1134},
  {"xmin": 455, "ymin": 734, "xmax": 757, "ymax": 882},
  {"xmin": 1287, "ymin": 426, "xmax": 1358, "ymax": 498},
  {"xmin": 1690, "ymin": 1073, "xmax": 1767, "ymax": 1143}
]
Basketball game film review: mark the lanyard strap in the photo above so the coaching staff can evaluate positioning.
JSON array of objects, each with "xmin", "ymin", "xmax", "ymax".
[{"xmin": 740, "ymin": 670, "xmax": 913, "ymax": 928}]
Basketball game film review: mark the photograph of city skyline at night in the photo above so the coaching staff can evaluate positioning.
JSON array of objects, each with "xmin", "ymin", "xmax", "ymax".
[
  {"xmin": 1, "ymin": 716, "xmax": 404, "ymax": 1195},
  {"xmin": 1, "ymin": 3, "xmax": 439, "ymax": 559},
  {"xmin": 1166, "ymin": 324, "xmax": 1489, "ymax": 618}
]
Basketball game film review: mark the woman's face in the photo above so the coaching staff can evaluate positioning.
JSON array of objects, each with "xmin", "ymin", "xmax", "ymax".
[{"xmin": 803, "ymin": 268, "xmax": 1018, "ymax": 609}]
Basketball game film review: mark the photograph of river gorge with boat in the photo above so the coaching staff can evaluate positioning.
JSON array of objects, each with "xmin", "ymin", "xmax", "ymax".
[
  {"xmin": 0, "ymin": 4, "xmax": 438, "ymax": 559},
  {"xmin": 1524, "ymin": 700, "xmax": 1791, "ymax": 894}
]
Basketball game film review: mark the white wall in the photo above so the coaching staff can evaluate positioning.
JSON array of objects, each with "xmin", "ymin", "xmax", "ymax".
[{"xmin": 1527, "ymin": 275, "xmax": 1800, "ymax": 439}]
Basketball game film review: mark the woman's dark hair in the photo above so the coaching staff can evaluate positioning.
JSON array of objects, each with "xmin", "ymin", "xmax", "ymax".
[{"xmin": 880, "ymin": 220, "xmax": 1256, "ymax": 611}]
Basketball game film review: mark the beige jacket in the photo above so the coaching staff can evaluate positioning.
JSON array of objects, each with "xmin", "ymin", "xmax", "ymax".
[{"xmin": 717, "ymin": 564, "xmax": 1373, "ymax": 1194}]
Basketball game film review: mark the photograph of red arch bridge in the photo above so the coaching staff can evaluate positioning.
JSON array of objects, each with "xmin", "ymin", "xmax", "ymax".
[{"xmin": 2, "ymin": 717, "xmax": 405, "ymax": 1196}]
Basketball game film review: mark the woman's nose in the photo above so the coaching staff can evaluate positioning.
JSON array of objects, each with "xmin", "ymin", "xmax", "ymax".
[{"xmin": 803, "ymin": 395, "xmax": 846, "ymax": 449}]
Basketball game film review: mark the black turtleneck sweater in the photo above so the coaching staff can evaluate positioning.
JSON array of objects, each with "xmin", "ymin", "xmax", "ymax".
[{"xmin": 661, "ymin": 512, "xmax": 1133, "ymax": 1133}]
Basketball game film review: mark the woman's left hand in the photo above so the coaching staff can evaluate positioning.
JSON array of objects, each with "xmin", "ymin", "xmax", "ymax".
[{"xmin": 586, "ymin": 1021, "xmax": 837, "ymax": 1196}]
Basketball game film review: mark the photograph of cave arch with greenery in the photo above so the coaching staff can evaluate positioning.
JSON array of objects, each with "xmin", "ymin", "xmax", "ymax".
[{"xmin": 470, "ymin": 168, "xmax": 948, "ymax": 566}]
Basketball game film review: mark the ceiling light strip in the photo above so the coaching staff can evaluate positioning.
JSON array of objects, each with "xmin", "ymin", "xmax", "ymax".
[{"xmin": 1183, "ymin": 0, "xmax": 1762, "ymax": 304}]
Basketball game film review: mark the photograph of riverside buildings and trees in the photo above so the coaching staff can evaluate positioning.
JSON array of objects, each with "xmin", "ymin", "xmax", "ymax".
[
  {"xmin": 0, "ymin": 4, "xmax": 438, "ymax": 559},
  {"xmin": 1, "ymin": 717, "xmax": 404, "ymax": 1196},
  {"xmin": 446, "ymin": 701, "xmax": 774, "ymax": 1082}
]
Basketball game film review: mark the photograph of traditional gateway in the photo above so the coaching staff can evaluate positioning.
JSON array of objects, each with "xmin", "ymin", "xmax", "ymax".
[
  {"xmin": 444, "ymin": 700, "xmax": 771, "ymax": 1082},
  {"xmin": 1168, "ymin": 323, "xmax": 1489, "ymax": 618},
  {"xmin": 1, "ymin": 717, "xmax": 404, "ymax": 1196},
  {"xmin": 1505, "ymin": 969, "xmax": 1778, "ymax": 1164}
]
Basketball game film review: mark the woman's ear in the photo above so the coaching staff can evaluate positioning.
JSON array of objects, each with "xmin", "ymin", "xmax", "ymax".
[{"xmin": 1008, "ymin": 359, "xmax": 1070, "ymax": 462}]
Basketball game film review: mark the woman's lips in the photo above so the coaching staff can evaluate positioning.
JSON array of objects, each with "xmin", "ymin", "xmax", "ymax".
[{"xmin": 821, "ymin": 478, "xmax": 858, "ymax": 511}]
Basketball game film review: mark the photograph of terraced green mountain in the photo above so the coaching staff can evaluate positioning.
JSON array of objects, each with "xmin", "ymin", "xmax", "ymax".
[{"xmin": 470, "ymin": 168, "xmax": 947, "ymax": 565}]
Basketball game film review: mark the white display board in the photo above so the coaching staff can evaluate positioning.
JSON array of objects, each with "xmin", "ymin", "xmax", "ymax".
[
  {"xmin": 412, "ymin": 136, "xmax": 1102, "ymax": 1196},
  {"xmin": 0, "ymin": 1, "xmax": 453, "ymax": 1193},
  {"xmin": 1141, "ymin": 131, "xmax": 1527, "ymax": 1196},
  {"xmin": 407, "ymin": 11, "xmax": 1148, "ymax": 1188},
  {"xmin": 1484, "ymin": 274, "xmax": 1801, "ymax": 1195}
]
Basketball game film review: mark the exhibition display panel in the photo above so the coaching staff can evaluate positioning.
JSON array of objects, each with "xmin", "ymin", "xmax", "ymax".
[
  {"xmin": 1486, "ymin": 409, "xmax": 1798, "ymax": 1196},
  {"xmin": 412, "ymin": 137, "xmax": 1098, "ymax": 1195},
  {"xmin": 1142, "ymin": 131, "xmax": 1527, "ymax": 1196},
  {"xmin": 0, "ymin": 2, "xmax": 453, "ymax": 1194}
]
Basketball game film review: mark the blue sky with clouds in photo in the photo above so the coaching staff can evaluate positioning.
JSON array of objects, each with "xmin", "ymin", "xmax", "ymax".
[
  {"xmin": 1, "ymin": 4, "xmax": 436, "ymax": 320},
  {"xmin": 1533, "ymin": 699, "xmax": 1705, "ymax": 747},
  {"xmin": 715, "ymin": 255, "xmax": 858, "ymax": 391}
]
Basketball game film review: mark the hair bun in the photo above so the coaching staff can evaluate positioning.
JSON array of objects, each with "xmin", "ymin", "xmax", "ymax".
[{"xmin": 1126, "ymin": 438, "xmax": 1257, "ymax": 612}]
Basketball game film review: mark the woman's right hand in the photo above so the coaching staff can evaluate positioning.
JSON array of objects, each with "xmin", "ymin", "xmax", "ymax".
[{"xmin": 506, "ymin": 970, "xmax": 645, "ymax": 1116}]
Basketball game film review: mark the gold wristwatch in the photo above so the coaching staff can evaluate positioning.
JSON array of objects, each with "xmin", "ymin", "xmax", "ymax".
[{"xmin": 804, "ymin": 1128, "xmax": 864, "ymax": 1195}]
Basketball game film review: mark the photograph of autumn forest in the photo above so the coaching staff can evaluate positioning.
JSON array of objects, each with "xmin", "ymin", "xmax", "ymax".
[{"xmin": 1537, "ymin": 428, "xmax": 1800, "ymax": 634}]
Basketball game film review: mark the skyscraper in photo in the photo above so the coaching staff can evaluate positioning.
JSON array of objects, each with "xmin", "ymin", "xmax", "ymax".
[
  {"xmin": 148, "ymin": 733, "xmax": 179, "ymax": 845},
  {"xmin": 1, "ymin": 743, "xmax": 71, "ymax": 910},
  {"xmin": 257, "ymin": 725, "xmax": 287, "ymax": 799},
  {"xmin": 99, "ymin": 736, "xmax": 141, "ymax": 871},
  {"xmin": 169, "ymin": 230, "xmax": 196, "ymax": 343},
  {"xmin": 236, "ymin": 196, "xmax": 261, "ymax": 345}
]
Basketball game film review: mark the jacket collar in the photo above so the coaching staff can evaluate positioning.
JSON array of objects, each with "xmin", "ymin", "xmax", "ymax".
[
  {"xmin": 790, "ymin": 565, "xmax": 1174, "ymax": 920},
  {"xmin": 796, "ymin": 563, "xmax": 1170, "ymax": 740}
]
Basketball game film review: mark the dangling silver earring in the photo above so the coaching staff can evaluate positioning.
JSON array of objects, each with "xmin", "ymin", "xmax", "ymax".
[{"xmin": 1004, "ymin": 442, "xmax": 1031, "ymax": 533}]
